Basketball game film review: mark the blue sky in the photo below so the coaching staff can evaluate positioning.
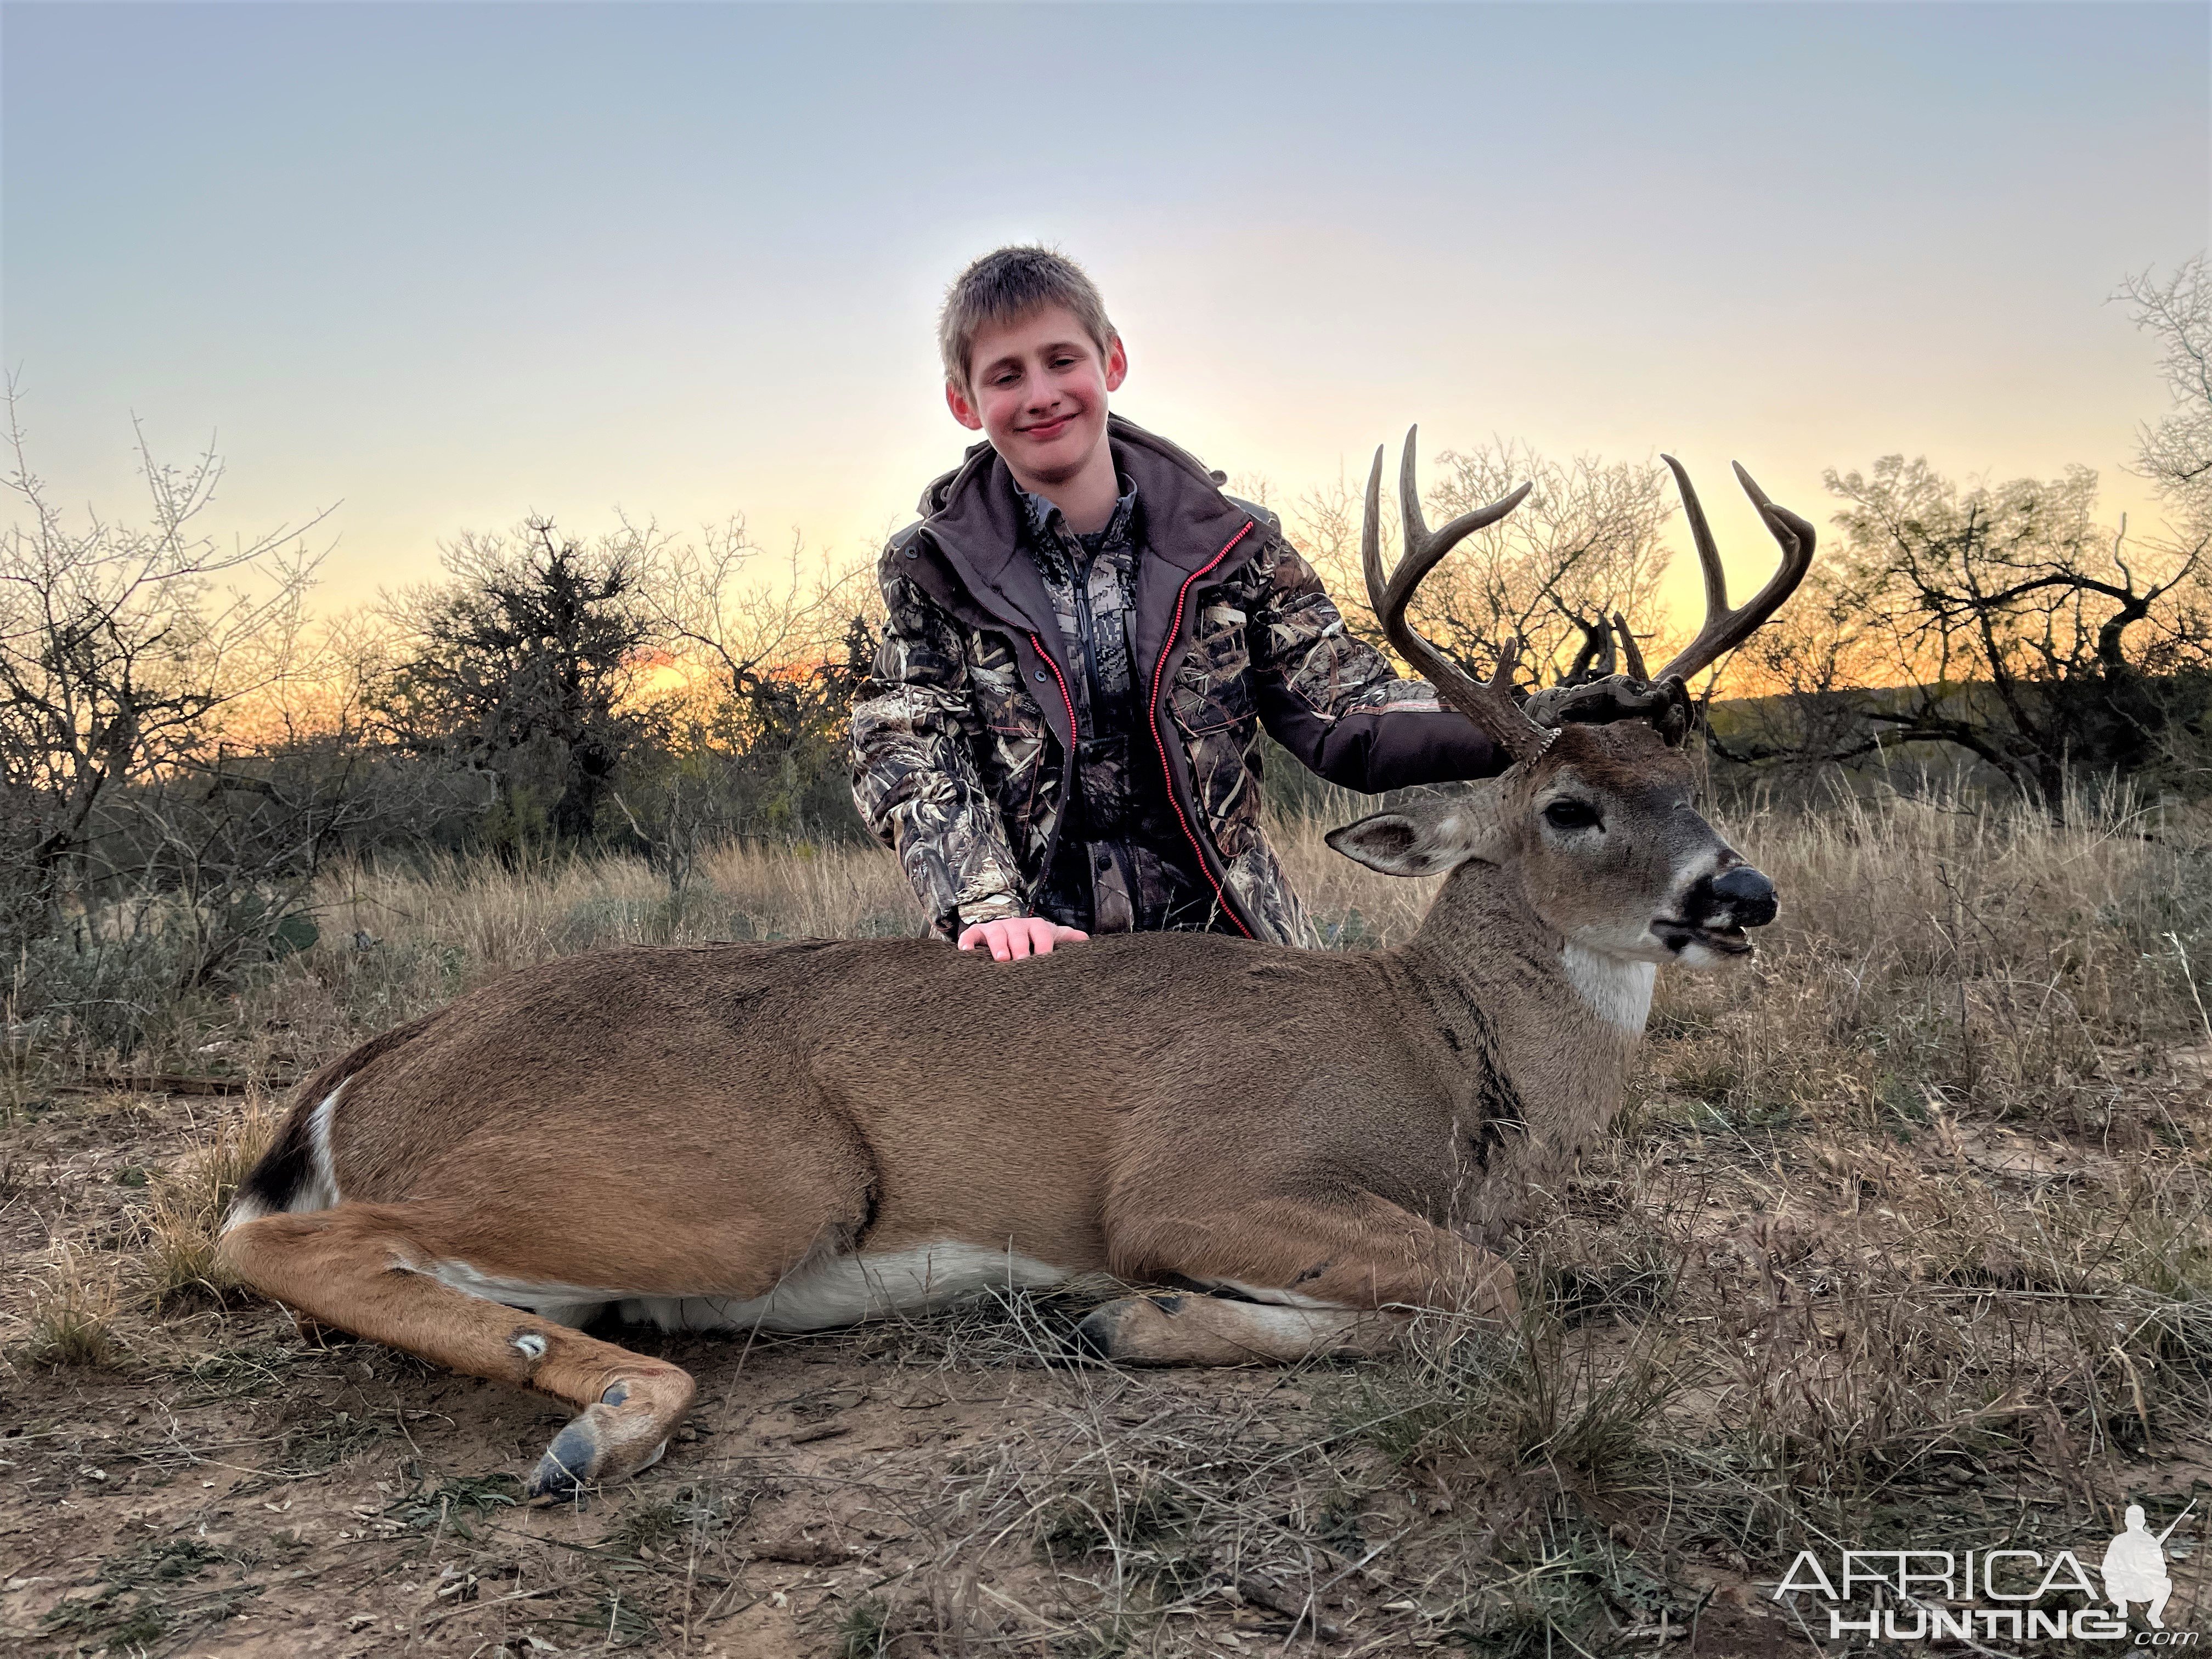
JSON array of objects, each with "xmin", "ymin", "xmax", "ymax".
[{"xmin": 4, "ymin": 1, "xmax": 2205, "ymax": 614}]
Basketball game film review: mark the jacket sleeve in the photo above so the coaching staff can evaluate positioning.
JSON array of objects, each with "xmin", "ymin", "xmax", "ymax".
[
  {"xmin": 1246, "ymin": 521, "xmax": 1510, "ymax": 792},
  {"xmin": 849, "ymin": 544, "xmax": 1029, "ymax": 939}
]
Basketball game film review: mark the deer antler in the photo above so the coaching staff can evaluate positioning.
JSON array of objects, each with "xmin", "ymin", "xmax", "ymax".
[
  {"xmin": 1553, "ymin": 599, "xmax": 1651, "ymax": 689},
  {"xmin": 1558, "ymin": 612, "xmax": 1617, "ymax": 686},
  {"xmin": 1361, "ymin": 427, "xmax": 1549, "ymax": 765},
  {"xmin": 1612, "ymin": 613, "xmax": 1649, "ymax": 681},
  {"xmin": 1652, "ymin": 457, "xmax": 1816, "ymax": 685}
]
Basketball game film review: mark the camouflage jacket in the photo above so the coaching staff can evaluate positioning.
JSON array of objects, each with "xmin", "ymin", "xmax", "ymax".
[{"xmin": 849, "ymin": 416, "xmax": 1508, "ymax": 946}]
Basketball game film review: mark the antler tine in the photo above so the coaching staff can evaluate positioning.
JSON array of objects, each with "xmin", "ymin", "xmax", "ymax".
[
  {"xmin": 1611, "ymin": 613, "xmax": 1648, "ymax": 681},
  {"xmin": 1370, "ymin": 426, "xmax": 1531, "ymax": 616},
  {"xmin": 1662, "ymin": 455, "xmax": 1729, "ymax": 648},
  {"xmin": 1361, "ymin": 439, "xmax": 1548, "ymax": 765},
  {"xmin": 1561, "ymin": 615, "xmax": 1607, "ymax": 685},
  {"xmin": 1389, "ymin": 425, "xmax": 1531, "ymax": 588},
  {"xmin": 1485, "ymin": 636, "xmax": 1523, "ymax": 695},
  {"xmin": 1651, "ymin": 456, "xmax": 1818, "ymax": 685},
  {"xmin": 1558, "ymin": 611, "xmax": 1616, "ymax": 686}
]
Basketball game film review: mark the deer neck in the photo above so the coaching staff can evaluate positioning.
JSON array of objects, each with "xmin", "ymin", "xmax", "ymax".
[
  {"xmin": 1558, "ymin": 941, "xmax": 1657, "ymax": 1037},
  {"xmin": 1404, "ymin": 858, "xmax": 1651, "ymax": 1118}
]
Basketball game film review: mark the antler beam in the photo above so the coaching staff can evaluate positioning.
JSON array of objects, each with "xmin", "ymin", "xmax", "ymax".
[{"xmin": 1361, "ymin": 427, "xmax": 1549, "ymax": 765}]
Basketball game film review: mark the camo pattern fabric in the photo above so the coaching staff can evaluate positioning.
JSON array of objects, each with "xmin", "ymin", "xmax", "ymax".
[
  {"xmin": 848, "ymin": 559, "xmax": 1043, "ymax": 935},
  {"xmin": 851, "ymin": 510, "xmax": 1459, "ymax": 948},
  {"xmin": 1019, "ymin": 484, "xmax": 1222, "ymax": 936},
  {"xmin": 1019, "ymin": 481, "xmax": 1141, "ymax": 715},
  {"xmin": 1167, "ymin": 532, "xmax": 1454, "ymax": 946}
]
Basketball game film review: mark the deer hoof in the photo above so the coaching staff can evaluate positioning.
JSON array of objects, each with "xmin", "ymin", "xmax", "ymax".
[
  {"xmin": 524, "ymin": 1377, "xmax": 685, "ymax": 1499},
  {"xmin": 527, "ymin": 1409, "xmax": 669, "ymax": 1499},
  {"xmin": 1073, "ymin": 1294, "xmax": 1187, "ymax": 1363}
]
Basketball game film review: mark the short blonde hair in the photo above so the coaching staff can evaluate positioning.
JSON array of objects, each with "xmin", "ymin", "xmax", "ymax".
[{"xmin": 939, "ymin": 246, "xmax": 1116, "ymax": 395}]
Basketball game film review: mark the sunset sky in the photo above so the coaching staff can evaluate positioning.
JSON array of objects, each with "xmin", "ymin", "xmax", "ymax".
[{"xmin": 4, "ymin": 2, "xmax": 2206, "ymax": 625}]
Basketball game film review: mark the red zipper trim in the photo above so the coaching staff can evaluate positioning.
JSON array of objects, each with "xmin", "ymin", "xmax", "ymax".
[
  {"xmin": 1029, "ymin": 631, "xmax": 1080, "ymax": 754},
  {"xmin": 1148, "ymin": 521, "xmax": 1257, "ymax": 939}
]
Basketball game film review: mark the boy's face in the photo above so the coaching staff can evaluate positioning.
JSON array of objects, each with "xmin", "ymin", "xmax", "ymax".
[{"xmin": 946, "ymin": 303, "xmax": 1127, "ymax": 487}]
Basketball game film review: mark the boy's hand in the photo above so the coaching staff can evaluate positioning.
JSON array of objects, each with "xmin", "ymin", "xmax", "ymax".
[{"xmin": 956, "ymin": 916, "xmax": 1090, "ymax": 961}]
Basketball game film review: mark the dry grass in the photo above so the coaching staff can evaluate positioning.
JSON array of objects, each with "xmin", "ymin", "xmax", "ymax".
[
  {"xmin": 3, "ymin": 781, "xmax": 2210, "ymax": 1654},
  {"xmin": 19, "ymin": 1243, "xmax": 126, "ymax": 1372},
  {"xmin": 139, "ymin": 1093, "xmax": 276, "ymax": 1313}
]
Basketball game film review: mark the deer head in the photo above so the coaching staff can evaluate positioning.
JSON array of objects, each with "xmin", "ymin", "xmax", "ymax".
[{"xmin": 1327, "ymin": 428, "xmax": 1814, "ymax": 967}]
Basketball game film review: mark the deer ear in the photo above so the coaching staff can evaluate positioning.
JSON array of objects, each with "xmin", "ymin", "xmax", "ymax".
[{"xmin": 1325, "ymin": 787, "xmax": 1509, "ymax": 878}]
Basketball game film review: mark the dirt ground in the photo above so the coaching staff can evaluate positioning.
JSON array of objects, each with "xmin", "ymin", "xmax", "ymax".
[
  {"xmin": 2, "ymin": 1089, "xmax": 1798, "ymax": 1659},
  {"xmin": 6, "ymin": 1080, "xmax": 2205, "ymax": 1659}
]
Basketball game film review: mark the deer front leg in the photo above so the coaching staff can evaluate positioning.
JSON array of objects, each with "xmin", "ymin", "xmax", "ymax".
[{"xmin": 1080, "ymin": 1190, "xmax": 1516, "ymax": 1365}]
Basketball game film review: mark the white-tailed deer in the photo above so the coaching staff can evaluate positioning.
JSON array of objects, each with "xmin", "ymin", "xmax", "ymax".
[{"xmin": 218, "ymin": 432, "xmax": 1813, "ymax": 1498}]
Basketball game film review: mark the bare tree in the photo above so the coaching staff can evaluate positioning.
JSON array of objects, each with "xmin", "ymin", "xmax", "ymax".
[
  {"xmin": 0, "ymin": 392, "xmax": 458, "ymax": 1062},
  {"xmin": 1719, "ymin": 265, "xmax": 2212, "ymax": 807},
  {"xmin": 1720, "ymin": 458, "xmax": 2207, "ymax": 812},
  {"xmin": 622, "ymin": 515, "xmax": 866, "ymax": 710},
  {"xmin": 374, "ymin": 518, "xmax": 661, "ymax": 847},
  {"xmin": 2119, "ymin": 255, "xmax": 2212, "ymax": 537},
  {"xmin": 0, "ymin": 385, "xmax": 328, "ymax": 937},
  {"xmin": 611, "ymin": 515, "xmax": 879, "ymax": 881}
]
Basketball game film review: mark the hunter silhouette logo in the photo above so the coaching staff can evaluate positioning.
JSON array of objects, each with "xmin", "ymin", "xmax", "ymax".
[
  {"xmin": 2104, "ymin": 1504, "xmax": 2187, "ymax": 1630},
  {"xmin": 1773, "ymin": 1501, "xmax": 2198, "ymax": 1643}
]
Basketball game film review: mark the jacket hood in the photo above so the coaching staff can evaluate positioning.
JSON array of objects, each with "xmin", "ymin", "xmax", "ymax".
[
  {"xmin": 915, "ymin": 414, "xmax": 1250, "ymax": 586},
  {"xmin": 916, "ymin": 414, "xmax": 1223, "ymax": 516}
]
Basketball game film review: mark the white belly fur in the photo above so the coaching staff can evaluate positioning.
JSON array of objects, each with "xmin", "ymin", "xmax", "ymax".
[{"xmin": 424, "ymin": 1242, "xmax": 1069, "ymax": 1334}]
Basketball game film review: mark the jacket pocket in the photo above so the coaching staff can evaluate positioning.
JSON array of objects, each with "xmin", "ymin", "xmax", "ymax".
[
  {"xmin": 1168, "ymin": 606, "xmax": 1256, "ymax": 738},
  {"xmin": 969, "ymin": 633, "xmax": 1046, "ymax": 738}
]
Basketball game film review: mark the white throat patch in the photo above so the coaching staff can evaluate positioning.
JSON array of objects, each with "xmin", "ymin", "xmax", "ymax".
[{"xmin": 1562, "ymin": 945, "xmax": 1656, "ymax": 1034}]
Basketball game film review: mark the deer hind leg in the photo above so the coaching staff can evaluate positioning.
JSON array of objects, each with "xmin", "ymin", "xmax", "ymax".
[
  {"xmin": 1080, "ymin": 1190, "xmax": 1517, "ymax": 1367},
  {"xmin": 218, "ymin": 1201, "xmax": 697, "ymax": 1498},
  {"xmin": 1077, "ymin": 1292, "xmax": 1400, "ymax": 1365}
]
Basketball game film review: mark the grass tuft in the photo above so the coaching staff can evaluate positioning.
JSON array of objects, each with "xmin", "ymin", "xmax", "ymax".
[
  {"xmin": 834, "ymin": 1594, "xmax": 894, "ymax": 1658},
  {"xmin": 19, "ymin": 1244, "xmax": 128, "ymax": 1371},
  {"xmin": 140, "ymin": 1095, "xmax": 276, "ymax": 1313},
  {"xmin": 1342, "ymin": 1304, "xmax": 1683, "ymax": 1496}
]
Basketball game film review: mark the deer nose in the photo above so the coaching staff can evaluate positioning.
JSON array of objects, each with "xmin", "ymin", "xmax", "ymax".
[{"xmin": 1697, "ymin": 865, "xmax": 1778, "ymax": 930}]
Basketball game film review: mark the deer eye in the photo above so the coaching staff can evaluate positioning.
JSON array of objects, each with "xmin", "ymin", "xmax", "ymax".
[{"xmin": 1543, "ymin": 799, "xmax": 1601, "ymax": 832}]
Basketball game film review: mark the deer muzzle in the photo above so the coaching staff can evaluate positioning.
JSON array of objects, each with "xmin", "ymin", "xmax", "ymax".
[
  {"xmin": 1702, "ymin": 865, "xmax": 1779, "ymax": 930},
  {"xmin": 1655, "ymin": 865, "xmax": 1778, "ymax": 957}
]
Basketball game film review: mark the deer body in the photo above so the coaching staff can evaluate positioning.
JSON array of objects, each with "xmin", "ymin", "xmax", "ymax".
[
  {"xmin": 230, "ymin": 854, "xmax": 1635, "ymax": 1318},
  {"xmin": 218, "ymin": 431, "xmax": 1813, "ymax": 1497}
]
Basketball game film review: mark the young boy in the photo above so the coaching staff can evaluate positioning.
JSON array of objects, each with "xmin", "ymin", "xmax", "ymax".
[{"xmin": 849, "ymin": 246, "xmax": 1510, "ymax": 959}]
